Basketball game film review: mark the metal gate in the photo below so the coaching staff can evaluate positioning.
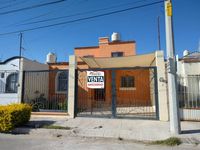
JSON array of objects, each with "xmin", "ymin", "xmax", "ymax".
[
  {"xmin": 76, "ymin": 67, "xmax": 159, "ymax": 119},
  {"xmin": 178, "ymin": 75, "xmax": 200, "ymax": 121},
  {"xmin": 22, "ymin": 70, "xmax": 68, "ymax": 112}
]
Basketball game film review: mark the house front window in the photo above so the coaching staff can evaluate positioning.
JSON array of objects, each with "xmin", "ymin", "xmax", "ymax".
[
  {"xmin": 120, "ymin": 76, "xmax": 135, "ymax": 88},
  {"xmin": 56, "ymin": 71, "xmax": 68, "ymax": 93},
  {"xmin": 111, "ymin": 52, "xmax": 123, "ymax": 57},
  {"xmin": 6, "ymin": 73, "xmax": 18, "ymax": 93}
]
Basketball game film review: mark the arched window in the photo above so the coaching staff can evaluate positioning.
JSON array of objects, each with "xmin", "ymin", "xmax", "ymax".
[
  {"xmin": 6, "ymin": 73, "xmax": 18, "ymax": 93},
  {"xmin": 56, "ymin": 71, "xmax": 68, "ymax": 92}
]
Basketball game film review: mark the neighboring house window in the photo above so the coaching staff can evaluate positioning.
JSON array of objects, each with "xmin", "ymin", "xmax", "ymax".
[
  {"xmin": 111, "ymin": 52, "xmax": 123, "ymax": 57},
  {"xmin": 83, "ymin": 55, "xmax": 94, "ymax": 58},
  {"xmin": 6, "ymin": 73, "xmax": 18, "ymax": 93},
  {"xmin": 57, "ymin": 71, "xmax": 68, "ymax": 92},
  {"xmin": 121, "ymin": 76, "xmax": 135, "ymax": 88},
  {"xmin": 1, "ymin": 73, "xmax": 4, "ymax": 78}
]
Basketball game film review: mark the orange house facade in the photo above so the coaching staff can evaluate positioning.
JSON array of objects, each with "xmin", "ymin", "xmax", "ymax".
[
  {"xmin": 47, "ymin": 34, "xmax": 158, "ymax": 119},
  {"xmin": 74, "ymin": 35, "xmax": 154, "ymax": 117}
]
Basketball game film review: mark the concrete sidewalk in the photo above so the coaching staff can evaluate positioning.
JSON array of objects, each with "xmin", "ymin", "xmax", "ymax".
[{"xmin": 14, "ymin": 115, "xmax": 200, "ymax": 143}]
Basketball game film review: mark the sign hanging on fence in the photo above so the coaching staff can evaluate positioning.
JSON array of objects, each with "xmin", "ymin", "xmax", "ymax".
[{"xmin": 87, "ymin": 71, "xmax": 104, "ymax": 89}]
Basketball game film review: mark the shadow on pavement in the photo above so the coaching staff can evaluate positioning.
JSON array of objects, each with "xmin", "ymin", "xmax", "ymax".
[
  {"xmin": 10, "ymin": 120, "xmax": 56, "ymax": 135},
  {"xmin": 181, "ymin": 129, "xmax": 200, "ymax": 134}
]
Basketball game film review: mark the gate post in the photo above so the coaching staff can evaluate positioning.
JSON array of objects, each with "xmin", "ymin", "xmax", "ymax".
[
  {"xmin": 68, "ymin": 55, "xmax": 77, "ymax": 118},
  {"xmin": 17, "ymin": 58, "xmax": 24, "ymax": 103},
  {"xmin": 111, "ymin": 70, "xmax": 116, "ymax": 118},
  {"xmin": 155, "ymin": 51, "xmax": 169, "ymax": 121}
]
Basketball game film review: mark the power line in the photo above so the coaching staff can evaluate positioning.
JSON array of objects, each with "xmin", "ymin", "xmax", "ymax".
[
  {"xmin": 5, "ymin": 12, "xmax": 54, "ymax": 28},
  {"xmin": 0, "ymin": 0, "xmax": 164, "ymax": 36},
  {"xmin": 5, "ymin": 0, "xmax": 81, "ymax": 28},
  {"xmin": 19, "ymin": 0, "xmax": 150, "ymax": 26},
  {"xmin": 0, "ymin": 0, "xmax": 27, "ymax": 10},
  {"xmin": 0, "ymin": 0, "xmax": 67, "ymax": 16},
  {"xmin": 0, "ymin": 0, "xmax": 17, "ymax": 5}
]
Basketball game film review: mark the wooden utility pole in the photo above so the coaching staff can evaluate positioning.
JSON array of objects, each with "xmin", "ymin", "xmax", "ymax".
[
  {"xmin": 19, "ymin": 33, "xmax": 23, "ymax": 70},
  {"xmin": 157, "ymin": 16, "xmax": 161, "ymax": 50}
]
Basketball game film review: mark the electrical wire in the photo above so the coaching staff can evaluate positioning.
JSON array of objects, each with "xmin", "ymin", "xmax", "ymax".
[
  {"xmin": 5, "ymin": 12, "xmax": 55, "ymax": 28},
  {"xmin": 0, "ymin": 0, "xmax": 28, "ymax": 10},
  {"xmin": 19, "ymin": 0, "xmax": 150, "ymax": 26},
  {"xmin": 0, "ymin": 0, "xmax": 67, "ymax": 16},
  {"xmin": 5, "ymin": 0, "xmax": 82, "ymax": 28},
  {"xmin": 0, "ymin": 0, "xmax": 164, "ymax": 36}
]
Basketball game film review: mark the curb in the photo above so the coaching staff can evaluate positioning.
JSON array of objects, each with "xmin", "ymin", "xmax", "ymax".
[
  {"xmin": 9, "ymin": 127, "xmax": 200, "ymax": 145},
  {"xmin": 11, "ymin": 127, "xmax": 73, "ymax": 136}
]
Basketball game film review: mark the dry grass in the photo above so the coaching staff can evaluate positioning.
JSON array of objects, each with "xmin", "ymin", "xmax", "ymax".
[
  {"xmin": 41, "ymin": 125, "xmax": 71, "ymax": 130},
  {"xmin": 150, "ymin": 137, "xmax": 182, "ymax": 146}
]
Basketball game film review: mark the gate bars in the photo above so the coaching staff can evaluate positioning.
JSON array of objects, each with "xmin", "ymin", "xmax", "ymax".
[
  {"xmin": 75, "ymin": 67, "xmax": 159, "ymax": 120},
  {"xmin": 22, "ymin": 70, "xmax": 68, "ymax": 112}
]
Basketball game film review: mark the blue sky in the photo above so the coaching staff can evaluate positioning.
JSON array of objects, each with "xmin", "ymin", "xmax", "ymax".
[{"xmin": 0, "ymin": 0, "xmax": 199, "ymax": 63}]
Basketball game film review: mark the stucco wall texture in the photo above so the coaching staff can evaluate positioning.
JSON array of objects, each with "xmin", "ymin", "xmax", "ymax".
[{"xmin": 74, "ymin": 37, "xmax": 153, "ymax": 110}]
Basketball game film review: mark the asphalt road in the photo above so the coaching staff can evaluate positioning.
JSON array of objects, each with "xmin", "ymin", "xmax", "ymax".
[{"xmin": 0, "ymin": 133, "xmax": 199, "ymax": 150}]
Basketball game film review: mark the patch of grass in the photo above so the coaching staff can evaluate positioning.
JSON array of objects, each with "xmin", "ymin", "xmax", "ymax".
[
  {"xmin": 41, "ymin": 125, "xmax": 71, "ymax": 130},
  {"xmin": 151, "ymin": 137, "xmax": 182, "ymax": 146}
]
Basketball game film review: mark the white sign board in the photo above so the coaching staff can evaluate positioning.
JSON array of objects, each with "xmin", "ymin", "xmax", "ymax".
[{"xmin": 87, "ymin": 71, "xmax": 104, "ymax": 89}]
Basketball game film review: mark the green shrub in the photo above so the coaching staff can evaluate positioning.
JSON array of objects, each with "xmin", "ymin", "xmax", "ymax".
[{"xmin": 0, "ymin": 104, "xmax": 32, "ymax": 132}]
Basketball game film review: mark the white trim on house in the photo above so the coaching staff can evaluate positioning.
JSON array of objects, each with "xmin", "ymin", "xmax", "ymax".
[{"xmin": 0, "ymin": 56, "xmax": 48, "ymax": 105}]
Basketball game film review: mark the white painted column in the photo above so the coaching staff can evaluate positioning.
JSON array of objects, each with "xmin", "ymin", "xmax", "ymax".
[
  {"xmin": 17, "ymin": 58, "xmax": 24, "ymax": 103},
  {"xmin": 67, "ymin": 55, "xmax": 77, "ymax": 118},
  {"xmin": 155, "ymin": 51, "xmax": 169, "ymax": 121}
]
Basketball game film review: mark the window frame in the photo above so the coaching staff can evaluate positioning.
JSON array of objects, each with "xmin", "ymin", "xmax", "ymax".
[
  {"xmin": 5, "ymin": 72, "xmax": 18, "ymax": 93},
  {"xmin": 120, "ymin": 76, "xmax": 135, "ymax": 89},
  {"xmin": 111, "ymin": 52, "xmax": 124, "ymax": 57},
  {"xmin": 55, "ymin": 71, "xmax": 68, "ymax": 94}
]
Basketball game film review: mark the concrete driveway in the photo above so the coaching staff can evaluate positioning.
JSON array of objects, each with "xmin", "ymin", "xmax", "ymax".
[{"xmin": 26, "ymin": 115, "xmax": 200, "ymax": 143}]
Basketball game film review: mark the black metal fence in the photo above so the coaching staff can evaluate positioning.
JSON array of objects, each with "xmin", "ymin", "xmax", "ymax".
[
  {"xmin": 22, "ymin": 70, "xmax": 68, "ymax": 112},
  {"xmin": 76, "ymin": 67, "xmax": 159, "ymax": 119}
]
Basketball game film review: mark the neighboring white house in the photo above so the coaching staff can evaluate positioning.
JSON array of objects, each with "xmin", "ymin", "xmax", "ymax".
[
  {"xmin": 0, "ymin": 56, "xmax": 48, "ymax": 105},
  {"xmin": 176, "ymin": 51, "xmax": 200, "ymax": 121}
]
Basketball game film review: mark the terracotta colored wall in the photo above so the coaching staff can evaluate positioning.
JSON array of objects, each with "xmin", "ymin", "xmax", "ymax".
[
  {"xmin": 48, "ymin": 63, "xmax": 68, "ymax": 101},
  {"xmin": 77, "ymin": 69, "xmax": 151, "ymax": 110},
  {"xmin": 77, "ymin": 70, "xmax": 112, "ymax": 110},
  {"xmin": 103, "ymin": 69, "xmax": 151, "ymax": 107},
  {"xmin": 115, "ymin": 69, "xmax": 151, "ymax": 106},
  {"xmin": 74, "ymin": 39, "xmax": 136, "ymax": 58},
  {"xmin": 75, "ymin": 38, "xmax": 152, "ymax": 110},
  {"xmin": 47, "ymin": 38, "xmax": 151, "ymax": 110},
  {"xmin": 49, "ymin": 63, "xmax": 68, "ymax": 70}
]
